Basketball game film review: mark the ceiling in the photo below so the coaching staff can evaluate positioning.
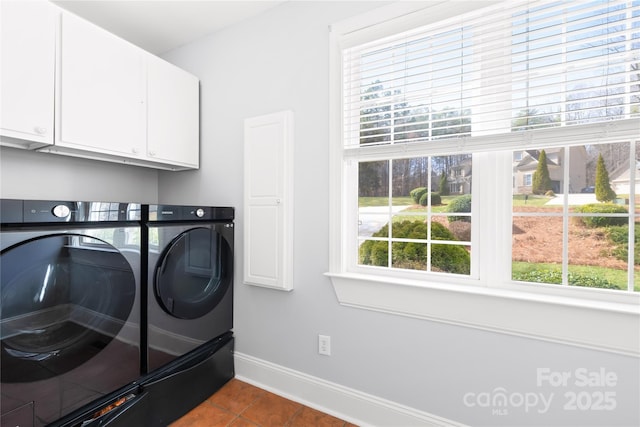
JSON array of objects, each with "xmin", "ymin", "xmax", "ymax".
[{"xmin": 52, "ymin": 1, "xmax": 286, "ymax": 55}]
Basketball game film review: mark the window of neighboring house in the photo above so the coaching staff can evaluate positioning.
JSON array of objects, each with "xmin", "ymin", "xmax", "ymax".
[
  {"xmin": 449, "ymin": 182, "xmax": 459, "ymax": 195},
  {"xmin": 329, "ymin": 0, "xmax": 640, "ymax": 354}
]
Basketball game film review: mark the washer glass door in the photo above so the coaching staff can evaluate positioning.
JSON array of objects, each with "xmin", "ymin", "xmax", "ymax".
[
  {"xmin": 155, "ymin": 227, "xmax": 231, "ymax": 319},
  {"xmin": 0, "ymin": 234, "xmax": 136, "ymax": 383}
]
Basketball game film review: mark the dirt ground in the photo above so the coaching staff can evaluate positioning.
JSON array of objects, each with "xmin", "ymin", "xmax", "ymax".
[{"xmin": 511, "ymin": 206, "xmax": 627, "ymax": 269}]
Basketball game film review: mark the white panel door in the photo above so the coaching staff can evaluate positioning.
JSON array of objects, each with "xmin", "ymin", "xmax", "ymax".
[
  {"xmin": 0, "ymin": 1, "xmax": 56, "ymax": 148},
  {"xmin": 244, "ymin": 111, "xmax": 294, "ymax": 290},
  {"xmin": 147, "ymin": 54, "xmax": 199, "ymax": 168},
  {"xmin": 57, "ymin": 11, "xmax": 145, "ymax": 156}
]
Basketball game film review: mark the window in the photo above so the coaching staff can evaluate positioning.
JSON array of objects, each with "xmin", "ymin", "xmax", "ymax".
[
  {"xmin": 81, "ymin": 202, "xmax": 141, "ymax": 247},
  {"xmin": 358, "ymin": 155, "xmax": 473, "ymax": 276},
  {"xmin": 512, "ymin": 142, "xmax": 640, "ymax": 292},
  {"xmin": 329, "ymin": 0, "xmax": 640, "ymax": 355}
]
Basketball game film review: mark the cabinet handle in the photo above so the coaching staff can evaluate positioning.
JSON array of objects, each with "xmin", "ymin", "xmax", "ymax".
[
  {"xmin": 148, "ymin": 151, "xmax": 156, "ymax": 157},
  {"xmin": 34, "ymin": 126, "xmax": 47, "ymax": 135},
  {"xmin": 132, "ymin": 148, "xmax": 139, "ymax": 154}
]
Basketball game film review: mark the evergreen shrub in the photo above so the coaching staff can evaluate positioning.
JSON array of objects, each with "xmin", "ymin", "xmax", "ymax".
[
  {"xmin": 606, "ymin": 224, "xmax": 640, "ymax": 265},
  {"xmin": 595, "ymin": 154, "xmax": 617, "ymax": 202},
  {"xmin": 419, "ymin": 192, "xmax": 441, "ymax": 206},
  {"xmin": 574, "ymin": 203, "xmax": 628, "ymax": 227},
  {"xmin": 410, "ymin": 187, "xmax": 428, "ymax": 204},
  {"xmin": 446, "ymin": 194, "xmax": 472, "ymax": 222},
  {"xmin": 359, "ymin": 220, "xmax": 470, "ymax": 274}
]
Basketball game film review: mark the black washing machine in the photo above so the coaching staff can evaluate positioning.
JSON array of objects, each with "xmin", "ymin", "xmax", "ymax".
[
  {"xmin": 144, "ymin": 204, "xmax": 234, "ymax": 374},
  {"xmin": 0, "ymin": 199, "xmax": 143, "ymax": 427}
]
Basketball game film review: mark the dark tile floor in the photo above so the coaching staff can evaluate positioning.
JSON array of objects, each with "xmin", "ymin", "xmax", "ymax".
[{"xmin": 170, "ymin": 378, "xmax": 358, "ymax": 427}]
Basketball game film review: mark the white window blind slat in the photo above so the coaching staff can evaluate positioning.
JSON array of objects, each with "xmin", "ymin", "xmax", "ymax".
[
  {"xmin": 343, "ymin": 118, "xmax": 640, "ymax": 161},
  {"xmin": 343, "ymin": 0, "xmax": 640, "ymax": 150}
]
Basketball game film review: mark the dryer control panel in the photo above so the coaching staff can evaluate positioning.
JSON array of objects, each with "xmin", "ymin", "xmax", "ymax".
[{"xmin": 149, "ymin": 205, "xmax": 234, "ymax": 222}]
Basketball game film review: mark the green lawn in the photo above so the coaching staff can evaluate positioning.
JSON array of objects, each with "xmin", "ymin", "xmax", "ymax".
[
  {"xmin": 360, "ymin": 194, "xmax": 640, "ymax": 209},
  {"xmin": 362, "ymin": 194, "xmax": 553, "ymax": 209},
  {"xmin": 512, "ymin": 194, "xmax": 553, "ymax": 207},
  {"xmin": 358, "ymin": 196, "xmax": 413, "ymax": 207},
  {"xmin": 359, "ymin": 195, "xmax": 461, "ymax": 213},
  {"xmin": 512, "ymin": 261, "xmax": 640, "ymax": 291}
]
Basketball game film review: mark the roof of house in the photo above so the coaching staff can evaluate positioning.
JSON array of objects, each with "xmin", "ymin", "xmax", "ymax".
[{"xmin": 611, "ymin": 160, "xmax": 640, "ymax": 182}]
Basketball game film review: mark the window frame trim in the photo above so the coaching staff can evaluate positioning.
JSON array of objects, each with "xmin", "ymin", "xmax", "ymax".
[
  {"xmin": 328, "ymin": 0, "xmax": 640, "ymax": 356},
  {"xmin": 325, "ymin": 271, "xmax": 640, "ymax": 356}
]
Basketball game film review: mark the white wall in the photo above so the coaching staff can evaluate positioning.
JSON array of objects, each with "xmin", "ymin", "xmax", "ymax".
[
  {"xmin": 0, "ymin": 146, "xmax": 158, "ymax": 202},
  {"xmin": 158, "ymin": 2, "xmax": 640, "ymax": 426}
]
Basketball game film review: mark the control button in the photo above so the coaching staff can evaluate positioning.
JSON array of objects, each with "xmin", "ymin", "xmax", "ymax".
[
  {"xmin": 52, "ymin": 205, "xmax": 70, "ymax": 218},
  {"xmin": 195, "ymin": 208, "xmax": 205, "ymax": 218}
]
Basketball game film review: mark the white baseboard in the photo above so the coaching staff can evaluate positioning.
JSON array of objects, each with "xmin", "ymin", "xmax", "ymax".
[{"xmin": 234, "ymin": 352, "xmax": 464, "ymax": 427}]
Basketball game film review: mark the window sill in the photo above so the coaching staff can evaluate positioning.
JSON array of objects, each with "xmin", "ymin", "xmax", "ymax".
[{"xmin": 325, "ymin": 272, "xmax": 640, "ymax": 356}]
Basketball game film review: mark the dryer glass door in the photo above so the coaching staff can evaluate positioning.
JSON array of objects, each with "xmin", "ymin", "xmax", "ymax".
[{"xmin": 155, "ymin": 227, "xmax": 231, "ymax": 319}]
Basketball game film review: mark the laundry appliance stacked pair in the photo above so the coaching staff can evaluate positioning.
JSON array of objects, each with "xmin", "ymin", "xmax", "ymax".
[{"xmin": 0, "ymin": 200, "xmax": 234, "ymax": 426}]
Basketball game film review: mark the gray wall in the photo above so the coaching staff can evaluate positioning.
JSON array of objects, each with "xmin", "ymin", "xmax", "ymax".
[
  {"xmin": 159, "ymin": 2, "xmax": 639, "ymax": 426},
  {"xmin": 159, "ymin": 2, "xmax": 640, "ymax": 426},
  {"xmin": 0, "ymin": 146, "xmax": 158, "ymax": 202}
]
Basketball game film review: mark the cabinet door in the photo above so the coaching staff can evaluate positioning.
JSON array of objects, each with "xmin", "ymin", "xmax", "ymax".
[
  {"xmin": 0, "ymin": 1, "xmax": 56, "ymax": 148},
  {"xmin": 146, "ymin": 55, "xmax": 199, "ymax": 168},
  {"xmin": 57, "ymin": 12, "xmax": 145, "ymax": 156},
  {"xmin": 244, "ymin": 111, "xmax": 294, "ymax": 291}
]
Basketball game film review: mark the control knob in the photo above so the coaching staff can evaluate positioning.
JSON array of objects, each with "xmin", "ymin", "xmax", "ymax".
[{"xmin": 52, "ymin": 205, "xmax": 70, "ymax": 218}]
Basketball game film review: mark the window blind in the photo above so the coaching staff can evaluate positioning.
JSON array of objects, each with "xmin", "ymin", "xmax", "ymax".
[{"xmin": 342, "ymin": 0, "xmax": 640, "ymax": 151}]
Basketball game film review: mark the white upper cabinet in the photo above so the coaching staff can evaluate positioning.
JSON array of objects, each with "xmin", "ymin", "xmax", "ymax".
[
  {"xmin": 0, "ymin": 1, "xmax": 56, "ymax": 149},
  {"xmin": 1, "ymin": 3, "xmax": 199, "ymax": 170},
  {"xmin": 56, "ymin": 11, "xmax": 146, "ymax": 157},
  {"xmin": 147, "ymin": 54, "xmax": 199, "ymax": 168}
]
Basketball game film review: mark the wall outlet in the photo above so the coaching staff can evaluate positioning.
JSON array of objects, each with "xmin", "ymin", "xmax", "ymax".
[{"xmin": 318, "ymin": 334, "xmax": 331, "ymax": 356}]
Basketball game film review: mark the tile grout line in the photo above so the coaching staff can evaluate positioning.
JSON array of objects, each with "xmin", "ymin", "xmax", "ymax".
[
  {"xmin": 284, "ymin": 404, "xmax": 305, "ymax": 427},
  {"xmin": 225, "ymin": 414, "xmax": 240, "ymax": 427},
  {"xmin": 237, "ymin": 388, "xmax": 267, "ymax": 418}
]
